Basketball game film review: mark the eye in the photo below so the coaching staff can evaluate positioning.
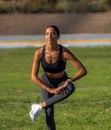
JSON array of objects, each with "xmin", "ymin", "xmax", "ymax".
[{"xmin": 51, "ymin": 32, "xmax": 56, "ymax": 36}]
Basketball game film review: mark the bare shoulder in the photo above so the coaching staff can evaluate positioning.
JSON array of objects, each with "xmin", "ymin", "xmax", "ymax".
[
  {"xmin": 34, "ymin": 47, "xmax": 43, "ymax": 59},
  {"xmin": 62, "ymin": 45, "xmax": 73, "ymax": 55},
  {"xmin": 61, "ymin": 45, "xmax": 76, "ymax": 60}
]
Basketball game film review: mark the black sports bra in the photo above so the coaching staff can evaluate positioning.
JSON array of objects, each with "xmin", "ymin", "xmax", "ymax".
[{"xmin": 41, "ymin": 45, "xmax": 66, "ymax": 73}]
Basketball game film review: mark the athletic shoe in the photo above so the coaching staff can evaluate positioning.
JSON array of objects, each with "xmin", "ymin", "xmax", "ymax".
[{"xmin": 29, "ymin": 103, "xmax": 42, "ymax": 121}]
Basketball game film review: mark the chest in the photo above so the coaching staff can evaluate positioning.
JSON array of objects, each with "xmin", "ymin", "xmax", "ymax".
[{"xmin": 44, "ymin": 51, "xmax": 60, "ymax": 64}]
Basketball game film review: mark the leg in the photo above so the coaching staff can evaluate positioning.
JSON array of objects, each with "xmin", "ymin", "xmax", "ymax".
[
  {"xmin": 44, "ymin": 83, "xmax": 75, "ymax": 107},
  {"xmin": 40, "ymin": 88, "xmax": 56, "ymax": 130},
  {"xmin": 45, "ymin": 105, "xmax": 56, "ymax": 130},
  {"xmin": 40, "ymin": 72, "xmax": 75, "ymax": 129}
]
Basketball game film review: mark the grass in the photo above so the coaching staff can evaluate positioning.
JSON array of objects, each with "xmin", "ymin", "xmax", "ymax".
[{"xmin": 0, "ymin": 46, "xmax": 111, "ymax": 130}]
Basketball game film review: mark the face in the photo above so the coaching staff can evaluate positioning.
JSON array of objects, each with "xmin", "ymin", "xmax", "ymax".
[{"xmin": 45, "ymin": 27, "xmax": 59, "ymax": 45}]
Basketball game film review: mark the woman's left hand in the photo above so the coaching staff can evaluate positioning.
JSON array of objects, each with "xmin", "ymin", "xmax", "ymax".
[{"xmin": 56, "ymin": 79, "xmax": 71, "ymax": 93}]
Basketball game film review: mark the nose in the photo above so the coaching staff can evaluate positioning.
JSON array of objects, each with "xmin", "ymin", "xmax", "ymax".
[
  {"xmin": 48, "ymin": 34, "xmax": 53, "ymax": 40},
  {"xmin": 49, "ymin": 33, "xmax": 52, "ymax": 38}
]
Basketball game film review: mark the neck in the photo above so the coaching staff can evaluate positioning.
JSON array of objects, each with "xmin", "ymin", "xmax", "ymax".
[{"xmin": 46, "ymin": 43, "xmax": 59, "ymax": 51}]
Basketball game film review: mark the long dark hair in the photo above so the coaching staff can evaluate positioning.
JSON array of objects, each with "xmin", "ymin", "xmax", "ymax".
[{"xmin": 44, "ymin": 25, "xmax": 60, "ymax": 37}]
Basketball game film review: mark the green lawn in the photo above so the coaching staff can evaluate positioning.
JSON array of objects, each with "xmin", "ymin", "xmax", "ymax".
[{"xmin": 0, "ymin": 46, "xmax": 111, "ymax": 130}]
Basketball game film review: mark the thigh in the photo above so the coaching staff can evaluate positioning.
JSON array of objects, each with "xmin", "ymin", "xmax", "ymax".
[
  {"xmin": 40, "ymin": 88, "xmax": 53, "ymax": 102},
  {"xmin": 46, "ymin": 83, "xmax": 75, "ymax": 107}
]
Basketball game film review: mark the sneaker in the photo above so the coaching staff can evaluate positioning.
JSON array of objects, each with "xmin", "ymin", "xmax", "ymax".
[
  {"xmin": 29, "ymin": 103, "xmax": 42, "ymax": 121},
  {"xmin": 29, "ymin": 104, "xmax": 37, "ymax": 120}
]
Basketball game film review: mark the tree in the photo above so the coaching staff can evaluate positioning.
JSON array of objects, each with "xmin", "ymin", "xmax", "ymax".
[
  {"xmin": 107, "ymin": 0, "xmax": 111, "ymax": 7},
  {"xmin": 48, "ymin": 0, "xmax": 58, "ymax": 10}
]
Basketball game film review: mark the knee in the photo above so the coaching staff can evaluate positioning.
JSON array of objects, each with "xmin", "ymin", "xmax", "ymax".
[{"xmin": 66, "ymin": 83, "xmax": 75, "ymax": 94}]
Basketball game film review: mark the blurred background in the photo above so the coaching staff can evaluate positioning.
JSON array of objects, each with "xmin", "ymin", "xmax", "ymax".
[
  {"xmin": 0, "ymin": 0, "xmax": 111, "ymax": 47},
  {"xmin": 0, "ymin": 0, "xmax": 111, "ymax": 34},
  {"xmin": 0, "ymin": 0, "xmax": 111, "ymax": 14},
  {"xmin": 0, "ymin": 1, "xmax": 111, "ymax": 130}
]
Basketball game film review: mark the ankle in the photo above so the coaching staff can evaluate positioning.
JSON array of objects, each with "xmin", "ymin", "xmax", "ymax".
[{"xmin": 41, "ymin": 102, "xmax": 46, "ymax": 108}]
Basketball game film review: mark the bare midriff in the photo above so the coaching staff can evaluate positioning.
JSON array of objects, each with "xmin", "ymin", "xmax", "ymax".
[{"xmin": 45, "ymin": 71, "xmax": 65, "ymax": 78}]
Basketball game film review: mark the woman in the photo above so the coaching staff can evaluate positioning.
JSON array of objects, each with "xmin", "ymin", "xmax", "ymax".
[{"xmin": 29, "ymin": 25, "xmax": 87, "ymax": 130}]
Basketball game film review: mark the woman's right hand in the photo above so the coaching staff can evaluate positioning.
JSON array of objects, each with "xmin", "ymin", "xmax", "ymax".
[
  {"xmin": 46, "ymin": 79, "xmax": 71, "ymax": 94},
  {"xmin": 47, "ymin": 88, "xmax": 59, "ymax": 94}
]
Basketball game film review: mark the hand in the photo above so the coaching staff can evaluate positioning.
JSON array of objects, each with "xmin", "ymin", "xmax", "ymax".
[
  {"xmin": 50, "ymin": 79, "xmax": 71, "ymax": 93},
  {"xmin": 47, "ymin": 86, "xmax": 66, "ymax": 94},
  {"xmin": 47, "ymin": 88, "xmax": 60, "ymax": 94},
  {"xmin": 62, "ymin": 79, "xmax": 71, "ymax": 88},
  {"xmin": 46, "ymin": 79, "xmax": 71, "ymax": 94},
  {"xmin": 58, "ymin": 79, "xmax": 72, "ymax": 91}
]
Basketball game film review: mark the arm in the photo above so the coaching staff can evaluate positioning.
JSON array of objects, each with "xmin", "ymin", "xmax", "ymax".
[
  {"xmin": 56, "ymin": 47, "xmax": 87, "ymax": 92},
  {"xmin": 64, "ymin": 47, "xmax": 87, "ymax": 82},
  {"xmin": 32, "ymin": 48, "xmax": 64, "ymax": 94},
  {"xmin": 31, "ymin": 48, "xmax": 50, "ymax": 91}
]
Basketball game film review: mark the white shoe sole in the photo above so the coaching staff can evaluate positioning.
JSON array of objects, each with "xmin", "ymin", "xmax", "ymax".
[{"xmin": 29, "ymin": 103, "xmax": 42, "ymax": 121}]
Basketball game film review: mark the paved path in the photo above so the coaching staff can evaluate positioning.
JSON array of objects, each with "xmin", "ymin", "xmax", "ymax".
[{"xmin": 0, "ymin": 38, "xmax": 111, "ymax": 48}]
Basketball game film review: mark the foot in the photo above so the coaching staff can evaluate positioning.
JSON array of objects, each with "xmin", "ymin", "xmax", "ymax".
[{"xmin": 29, "ymin": 103, "xmax": 42, "ymax": 121}]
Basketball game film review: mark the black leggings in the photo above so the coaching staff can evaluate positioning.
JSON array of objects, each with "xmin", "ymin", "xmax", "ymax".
[{"xmin": 40, "ymin": 72, "xmax": 75, "ymax": 130}]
